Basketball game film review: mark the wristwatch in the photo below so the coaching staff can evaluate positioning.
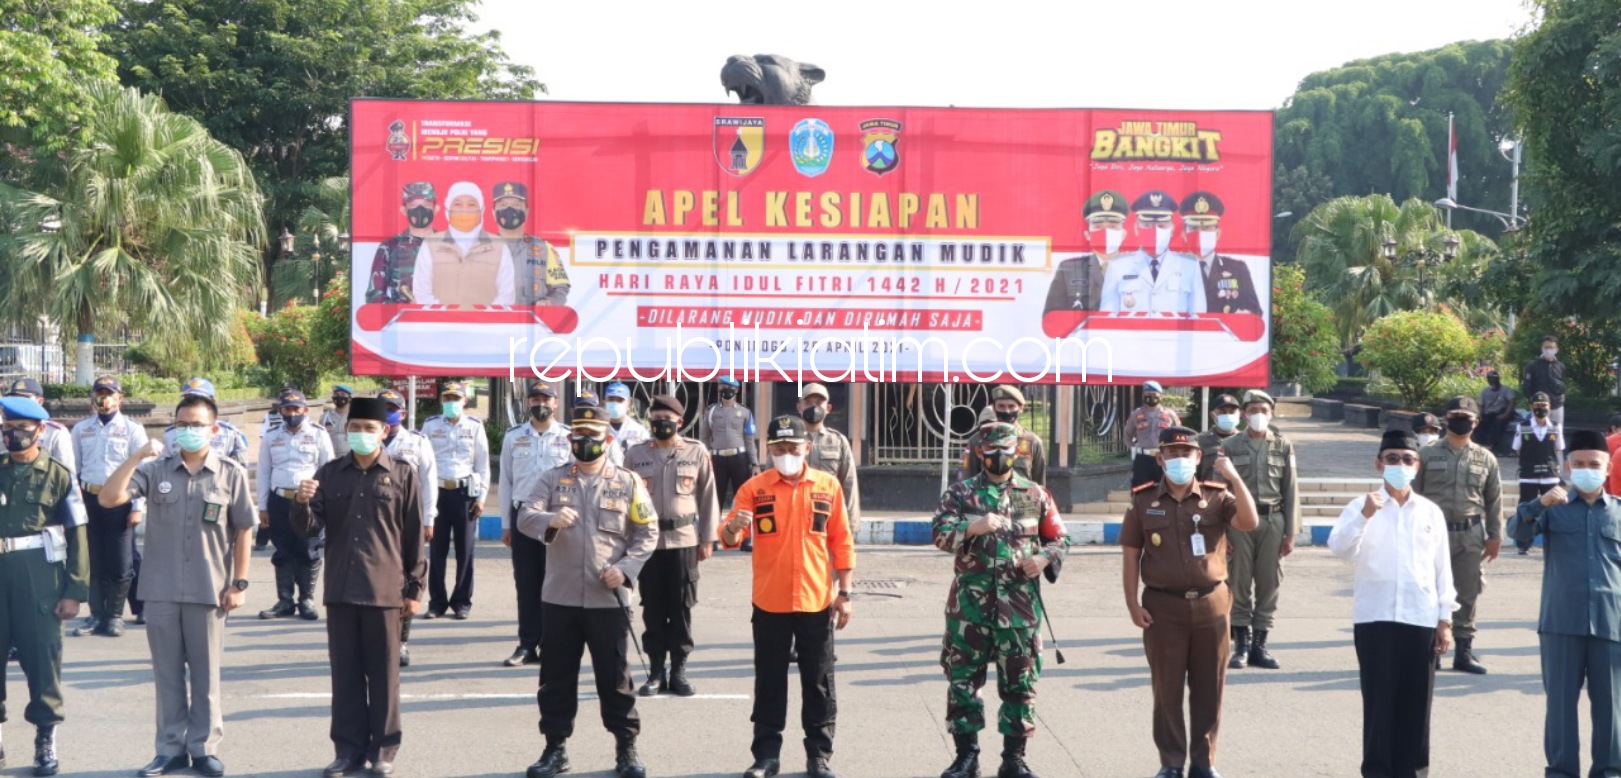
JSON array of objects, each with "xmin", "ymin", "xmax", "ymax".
[
  {"xmin": 232, "ymin": 579, "xmax": 250, "ymax": 592},
  {"xmin": 837, "ymin": 590, "xmax": 851, "ymax": 599}
]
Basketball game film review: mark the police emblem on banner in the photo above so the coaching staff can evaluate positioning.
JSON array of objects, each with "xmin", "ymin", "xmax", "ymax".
[
  {"xmin": 714, "ymin": 117, "xmax": 765, "ymax": 176},
  {"xmin": 385, "ymin": 119, "xmax": 411, "ymax": 161},
  {"xmin": 859, "ymin": 119, "xmax": 901, "ymax": 176},
  {"xmin": 790, "ymin": 118, "xmax": 834, "ymax": 177}
]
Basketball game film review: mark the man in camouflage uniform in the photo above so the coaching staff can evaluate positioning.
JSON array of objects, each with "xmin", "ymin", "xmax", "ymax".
[
  {"xmin": 960, "ymin": 386, "xmax": 1047, "ymax": 486},
  {"xmin": 491, "ymin": 182, "xmax": 571, "ymax": 306},
  {"xmin": 933, "ymin": 423, "xmax": 1069, "ymax": 778},
  {"xmin": 365, "ymin": 181, "xmax": 437, "ymax": 303}
]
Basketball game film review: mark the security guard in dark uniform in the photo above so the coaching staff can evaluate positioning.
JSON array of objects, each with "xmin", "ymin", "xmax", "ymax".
[
  {"xmin": 1129, "ymin": 382, "xmax": 1181, "ymax": 489},
  {"xmin": 1178, "ymin": 192, "xmax": 1260, "ymax": 315},
  {"xmin": 0, "ymin": 395, "xmax": 89, "ymax": 777},
  {"xmin": 959, "ymin": 386, "xmax": 1047, "ymax": 486},
  {"xmin": 491, "ymin": 182, "xmax": 571, "ymax": 306},
  {"xmin": 1193, "ymin": 394, "xmax": 1242, "ymax": 483},
  {"xmin": 1043, "ymin": 190, "xmax": 1130, "ymax": 316},
  {"xmin": 365, "ymin": 181, "xmax": 436, "ymax": 303}
]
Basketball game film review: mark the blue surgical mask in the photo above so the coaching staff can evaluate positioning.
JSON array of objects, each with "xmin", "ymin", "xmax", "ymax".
[
  {"xmin": 1383, "ymin": 464, "xmax": 1416, "ymax": 491},
  {"xmin": 175, "ymin": 427, "xmax": 210, "ymax": 453},
  {"xmin": 1164, "ymin": 456, "xmax": 1197, "ymax": 485},
  {"xmin": 606, "ymin": 400, "xmax": 627, "ymax": 420},
  {"xmin": 1570, "ymin": 468, "xmax": 1605, "ymax": 494},
  {"xmin": 1214, "ymin": 413, "xmax": 1239, "ymax": 432},
  {"xmin": 441, "ymin": 400, "xmax": 463, "ymax": 419},
  {"xmin": 348, "ymin": 431, "xmax": 381, "ymax": 456},
  {"xmin": 385, "ymin": 410, "xmax": 404, "ymax": 428}
]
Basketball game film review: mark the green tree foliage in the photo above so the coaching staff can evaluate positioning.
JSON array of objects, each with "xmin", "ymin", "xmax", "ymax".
[
  {"xmin": 1359, "ymin": 310, "xmax": 1477, "ymax": 409},
  {"xmin": 127, "ymin": 309, "xmax": 259, "ymax": 379},
  {"xmin": 311, "ymin": 271, "xmax": 353, "ymax": 375},
  {"xmin": 1273, "ymin": 40, "xmax": 1517, "ymax": 251},
  {"xmin": 274, "ymin": 176, "xmax": 350, "ymax": 306},
  {"xmin": 1269, "ymin": 265, "xmax": 1341, "ymax": 393},
  {"xmin": 1501, "ymin": 0, "xmax": 1621, "ymax": 387},
  {"xmin": 247, "ymin": 303, "xmax": 333, "ymax": 395},
  {"xmin": 103, "ymin": 0, "xmax": 545, "ymax": 296},
  {"xmin": 0, "ymin": 84, "xmax": 263, "ymax": 372},
  {"xmin": 1506, "ymin": 314, "xmax": 1621, "ymax": 399},
  {"xmin": 0, "ymin": 0, "xmax": 119, "ymax": 151}
]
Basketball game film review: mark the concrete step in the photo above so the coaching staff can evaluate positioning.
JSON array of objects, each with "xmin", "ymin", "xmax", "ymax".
[{"xmin": 1075, "ymin": 501, "xmax": 1132, "ymax": 514}]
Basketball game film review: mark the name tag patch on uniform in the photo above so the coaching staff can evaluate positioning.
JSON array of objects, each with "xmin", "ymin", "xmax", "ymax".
[
  {"xmin": 158, "ymin": 481, "xmax": 173, "ymax": 495},
  {"xmin": 1145, "ymin": 509, "xmax": 1167, "ymax": 516},
  {"xmin": 203, "ymin": 502, "xmax": 222, "ymax": 523}
]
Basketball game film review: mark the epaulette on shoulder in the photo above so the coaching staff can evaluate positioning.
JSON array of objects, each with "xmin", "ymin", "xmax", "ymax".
[
  {"xmin": 218, "ymin": 420, "xmax": 238, "ymax": 430},
  {"xmin": 1201, "ymin": 480, "xmax": 1229, "ymax": 490},
  {"xmin": 506, "ymin": 422, "xmax": 527, "ymax": 432},
  {"xmin": 43, "ymin": 419, "xmax": 65, "ymax": 430},
  {"xmin": 424, "ymin": 415, "xmax": 442, "ymax": 423},
  {"xmin": 1131, "ymin": 481, "xmax": 1156, "ymax": 493},
  {"xmin": 465, "ymin": 415, "xmax": 482, "ymax": 424}
]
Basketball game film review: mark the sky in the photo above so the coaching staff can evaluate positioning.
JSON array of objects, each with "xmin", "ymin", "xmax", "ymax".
[{"xmin": 473, "ymin": 0, "xmax": 1532, "ymax": 110}]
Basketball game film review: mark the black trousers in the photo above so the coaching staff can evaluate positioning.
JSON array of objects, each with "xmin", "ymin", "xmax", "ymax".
[
  {"xmin": 1354, "ymin": 621, "xmax": 1435, "ymax": 778},
  {"xmin": 128, "ymin": 530, "xmax": 144, "ymax": 617},
  {"xmin": 751, "ymin": 606, "xmax": 837, "ymax": 761},
  {"xmin": 85, "ymin": 489, "xmax": 135, "ymax": 620},
  {"xmin": 713, "ymin": 453, "xmax": 752, "ymax": 508},
  {"xmin": 639, "ymin": 545, "xmax": 699, "ymax": 664},
  {"xmin": 1474, "ymin": 414, "xmax": 1511, "ymax": 453},
  {"xmin": 326, "ymin": 604, "xmax": 403, "ymax": 763},
  {"xmin": 511, "ymin": 517, "xmax": 547, "ymax": 651},
  {"xmin": 429, "ymin": 486, "xmax": 475, "ymax": 613},
  {"xmin": 538, "ymin": 603, "xmax": 639, "ymax": 740},
  {"xmin": 1131, "ymin": 453, "xmax": 1164, "ymax": 489},
  {"xmin": 267, "ymin": 493, "xmax": 319, "ymax": 580}
]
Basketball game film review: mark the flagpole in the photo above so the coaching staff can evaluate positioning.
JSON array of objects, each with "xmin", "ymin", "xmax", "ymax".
[{"xmin": 1446, "ymin": 112, "xmax": 1455, "ymax": 229}]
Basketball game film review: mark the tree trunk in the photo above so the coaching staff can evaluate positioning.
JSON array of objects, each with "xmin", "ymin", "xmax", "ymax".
[{"xmin": 74, "ymin": 334, "xmax": 96, "ymax": 386}]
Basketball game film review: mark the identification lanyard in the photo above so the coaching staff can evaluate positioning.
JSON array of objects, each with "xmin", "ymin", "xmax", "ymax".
[{"xmin": 1190, "ymin": 513, "xmax": 1207, "ymax": 557}]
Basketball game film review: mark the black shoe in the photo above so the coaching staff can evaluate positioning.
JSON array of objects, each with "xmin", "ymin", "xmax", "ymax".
[
  {"xmin": 33, "ymin": 726, "xmax": 59, "ymax": 776},
  {"xmin": 452, "ymin": 606, "xmax": 470, "ymax": 620},
  {"xmin": 614, "ymin": 734, "xmax": 646, "ymax": 778},
  {"xmin": 1517, "ymin": 547, "xmax": 1530, "ymax": 555},
  {"xmin": 996, "ymin": 736, "xmax": 1035, "ymax": 778},
  {"xmin": 297, "ymin": 599, "xmax": 321, "ymax": 621},
  {"xmin": 504, "ymin": 645, "xmax": 537, "ymax": 667},
  {"xmin": 788, "ymin": 648, "xmax": 799, "ymax": 664},
  {"xmin": 1453, "ymin": 638, "xmax": 1488, "ymax": 675},
  {"xmin": 1153, "ymin": 768, "xmax": 1184, "ymax": 778},
  {"xmin": 259, "ymin": 601, "xmax": 296, "ymax": 620},
  {"xmin": 526, "ymin": 742, "xmax": 570, "ymax": 778},
  {"xmin": 807, "ymin": 754, "xmax": 837, "ymax": 778},
  {"xmin": 1228, "ymin": 626, "xmax": 1251, "ymax": 670},
  {"xmin": 369, "ymin": 761, "xmax": 394, "ymax": 776},
  {"xmin": 940, "ymin": 732, "xmax": 980, "ymax": 778},
  {"xmin": 667, "ymin": 660, "xmax": 696, "ymax": 697},
  {"xmin": 69, "ymin": 617, "xmax": 101, "ymax": 637},
  {"xmin": 398, "ymin": 645, "xmax": 411, "ymax": 667},
  {"xmin": 323, "ymin": 757, "xmax": 365, "ymax": 777},
  {"xmin": 1248, "ymin": 630, "xmax": 1280, "ymax": 670},
  {"xmin": 422, "ymin": 609, "xmax": 445, "ymax": 620},
  {"xmin": 743, "ymin": 757, "xmax": 780, "ymax": 778},
  {"xmin": 194, "ymin": 755, "xmax": 226, "ymax": 777},
  {"xmin": 133, "ymin": 613, "xmax": 147, "ymax": 626},
  {"xmin": 1188, "ymin": 766, "xmax": 1224, "ymax": 778},
  {"xmin": 100, "ymin": 617, "xmax": 127, "ymax": 637},
  {"xmin": 138, "ymin": 754, "xmax": 190, "ymax": 776},
  {"xmin": 637, "ymin": 667, "xmax": 667, "ymax": 697}
]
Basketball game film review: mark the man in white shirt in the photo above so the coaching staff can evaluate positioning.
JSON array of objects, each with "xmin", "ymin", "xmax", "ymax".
[{"xmin": 1328, "ymin": 429, "xmax": 1458, "ymax": 778}]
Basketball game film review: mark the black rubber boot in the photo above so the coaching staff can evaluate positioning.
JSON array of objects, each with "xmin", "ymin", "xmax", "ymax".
[
  {"xmin": 941, "ymin": 732, "xmax": 980, "ymax": 778},
  {"xmin": 614, "ymin": 733, "xmax": 647, "ymax": 778},
  {"xmin": 297, "ymin": 560, "xmax": 321, "ymax": 621},
  {"xmin": 259, "ymin": 565, "xmax": 296, "ymax": 619},
  {"xmin": 1228, "ymin": 626, "xmax": 1252, "ymax": 669},
  {"xmin": 996, "ymin": 735, "xmax": 1036, "ymax": 778},
  {"xmin": 667, "ymin": 654, "xmax": 696, "ymax": 697},
  {"xmin": 637, "ymin": 656, "xmax": 666, "ymax": 697},
  {"xmin": 33, "ymin": 725, "xmax": 59, "ymax": 776},
  {"xmin": 1248, "ymin": 630, "xmax": 1280, "ymax": 669},
  {"xmin": 1453, "ymin": 638, "xmax": 1488, "ymax": 675}
]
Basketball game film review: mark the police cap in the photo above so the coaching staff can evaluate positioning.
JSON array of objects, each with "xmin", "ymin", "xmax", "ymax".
[
  {"xmin": 572, "ymin": 402, "xmax": 610, "ymax": 430},
  {"xmin": 1132, "ymin": 190, "xmax": 1177, "ymax": 219},
  {"xmin": 492, "ymin": 182, "xmax": 528, "ymax": 202},
  {"xmin": 527, "ymin": 381, "xmax": 558, "ymax": 398},
  {"xmin": 439, "ymin": 381, "xmax": 467, "ymax": 399},
  {"xmin": 5, "ymin": 377, "xmax": 43, "ymax": 399},
  {"xmin": 650, "ymin": 394, "xmax": 684, "ymax": 416},
  {"xmin": 1179, "ymin": 191, "xmax": 1225, "ymax": 225}
]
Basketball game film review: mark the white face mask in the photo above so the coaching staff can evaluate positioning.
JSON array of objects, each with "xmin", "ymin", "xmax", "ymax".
[
  {"xmin": 773, "ymin": 453, "xmax": 804, "ymax": 477},
  {"xmin": 1154, "ymin": 225, "xmax": 1172, "ymax": 255},
  {"xmin": 1102, "ymin": 227, "xmax": 1125, "ymax": 254},
  {"xmin": 1416, "ymin": 433, "xmax": 1439, "ymax": 447},
  {"xmin": 1198, "ymin": 230, "xmax": 1219, "ymax": 258},
  {"xmin": 1543, "ymin": 348, "xmax": 1558, "ymax": 360},
  {"xmin": 1247, "ymin": 413, "xmax": 1270, "ymax": 432}
]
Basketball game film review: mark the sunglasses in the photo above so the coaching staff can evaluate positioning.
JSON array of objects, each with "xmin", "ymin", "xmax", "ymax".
[{"xmin": 1380, "ymin": 454, "xmax": 1419, "ymax": 466}]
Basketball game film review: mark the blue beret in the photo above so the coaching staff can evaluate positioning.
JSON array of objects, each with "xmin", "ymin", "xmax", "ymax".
[{"xmin": 0, "ymin": 396, "xmax": 50, "ymax": 421}]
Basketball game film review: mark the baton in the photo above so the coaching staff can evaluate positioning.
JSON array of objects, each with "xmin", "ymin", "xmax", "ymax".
[
  {"xmin": 1033, "ymin": 584, "xmax": 1067, "ymax": 665},
  {"xmin": 612, "ymin": 584, "xmax": 649, "ymax": 681}
]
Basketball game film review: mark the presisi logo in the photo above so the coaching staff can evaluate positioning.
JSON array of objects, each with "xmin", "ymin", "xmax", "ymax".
[
  {"xmin": 1091, "ymin": 121, "xmax": 1223, "ymax": 162},
  {"xmin": 418, "ymin": 136, "xmax": 541, "ymax": 156}
]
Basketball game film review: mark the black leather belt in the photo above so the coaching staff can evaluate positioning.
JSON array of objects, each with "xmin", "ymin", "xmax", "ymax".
[
  {"xmin": 659, "ymin": 515, "xmax": 696, "ymax": 531},
  {"xmin": 1147, "ymin": 582, "xmax": 1223, "ymax": 600},
  {"xmin": 1257, "ymin": 504, "xmax": 1282, "ymax": 514},
  {"xmin": 1446, "ymin": 517, "xmax": 1483, "ymax": 532}
]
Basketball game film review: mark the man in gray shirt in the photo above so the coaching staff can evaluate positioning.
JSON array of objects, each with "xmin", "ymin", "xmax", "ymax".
[
  {"xmin": 1475, "ymin": 370, "xmax": 1516, "ymax": 455},
  {"xmin": 100, "ymin": 394, "xmax": 256, "ymax": 778}
]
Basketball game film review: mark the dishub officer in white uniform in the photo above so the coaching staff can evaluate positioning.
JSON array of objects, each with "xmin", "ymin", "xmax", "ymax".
[
  {"xmin": 421, "ymin": 381, "xmax": 490, "ymax": 620},
  {"xmin": 255, "ymin": 389, "xmax": 334, "ymax": 621},
  {"xmin": 377, "ymin": 389, "xmax": 437, "ymax": 667},
  {"xmin": 499, "ymin": 380, "xmax": 572, "ymax": 668},
  {"xmin": 70, "ymin": 374, "xmax": 149, "ymax": 637},
  {"xmin": 1099, "ymin": 190, "xmax": 1206, "ymax": 315}
]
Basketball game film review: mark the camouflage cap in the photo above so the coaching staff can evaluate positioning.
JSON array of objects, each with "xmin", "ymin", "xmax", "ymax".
[
  {"xmin": 980, "ymin": 422, "xmax": 1019, "ymax": 448},
  {"xmin": 977, "ymin": 406, "xmax": 998, "ymax": 425},
  {"xmin": 402, "ymin": 181, "xmax": 435, "ymax": 204}
]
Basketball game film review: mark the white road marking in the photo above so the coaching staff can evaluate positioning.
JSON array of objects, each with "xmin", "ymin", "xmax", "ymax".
[{"xmin": 256, "ymin": 692, "xmax": 750, "ymax": 701}]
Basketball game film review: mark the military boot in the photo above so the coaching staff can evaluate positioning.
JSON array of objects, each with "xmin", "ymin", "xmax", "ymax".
[
  {"xmin": 1453, "ymin": 638, "xmax": 1488, "ymax": 675},
  {"xmin": 1248, "ymin": 630, "xmax": 1280, "ymax": 669},
  {"xmin": 259, "ymin": 565, "xmax": 296, "ymax": 619},
  {"xmin": 100, "ymin": 581, "xmax": 132, "ymax": 637},
  {"xmin": 940, "ymin": 732, "xmax": 980, "ymax": 778},
  {"xmin": 667, "ymin": 654, "xmax": 696, "ymax": 697},
  {"xmin": 297, "ymin": 560, "xmax": 321, "ymax": 621},
  {"xmin": 526, "ymin": 738, "xmax": 569, "ymax": 778},
  {"xmin": 1228, "ymin": 626, "xmax": 1251, "ymax": 669},
  {"xmin": 33, "ymin": 725, "xmax": 59, "ymax": 776},
  {"xmin": 614, "ymin": 733, "xmax": 647, "ymax": 778},
  {"xmin": 637, "ymin": 655, "xmax": 666, "ymax": 697},
  {"xmin": 996, "ymin": 735, "xmax": 1037, "ymax": 778}
]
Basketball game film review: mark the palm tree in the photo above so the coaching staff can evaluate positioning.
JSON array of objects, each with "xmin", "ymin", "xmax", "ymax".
[
  {"xmin": 0, "ymin": 84, "xmax": 264, "ymax": 384},
  {"xmin": 273, "ymin": 176, "xmax": 351, "ymax": 307}
]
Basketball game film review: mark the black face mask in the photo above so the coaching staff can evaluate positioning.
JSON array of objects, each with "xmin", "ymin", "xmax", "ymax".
[
  {"xmin": 995, "ymin": 410, "xmax": 1019, "ymax": 424},
  {"xmin": 1145, "ymin": 396, "xmax": 1161, "ymax": 406},
  {"xmin": 1487, "ymin": 377, "xmax": 1501, "ymax": 387},
  {"xmin": 495, "ymin": 207, "xmax": 526, "ymax": 230},
  {"xmin": 1447, "ymin": 416, "xmax": 1476, "ymax": 436},
  {"xmin": 405, "ymin": 206, "xmax": 434, "ymax": 228},
  {"xmin": 800, "ymin": 405, "xmax": 827, "ymax": 424},
  {"xmin": 529, "ymin": 405, "xmax": 553, "ymax": 422},
  {"xmin": 571, "ymin": 435, "xmax": 606, "ymax": 463},
  {"xmin": 282, "ymin": 413, "xmax": 304, "ymax": 429},
  {"xmin": 1533, "ymin": 408, "xmax": 1548, "ymax": 418},
  {"xmin": 332, "ymin": 396, "xmax": 350, "ymax": 408},
  {"xmin": 4, "ymin": 427, "xmax": 37, "ymax": 453},
  {"xmin": 719, "ymin": 388, "xmax": 737, "ymax": 401},
  {"xmin": 983, "ymin": 450, "xmax": 1016, "ymax": 476},
  {"xmin": 651, "ymin": 419, "xmax": 680, "ymax": 441}
]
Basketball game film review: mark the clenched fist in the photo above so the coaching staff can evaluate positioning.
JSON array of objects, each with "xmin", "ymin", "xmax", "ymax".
[
  {"xmin": 550, "ymin": 506, "xmax": 579, "ymax": 530},
  {"xmin": 969, "ymin": 513, "xmax": 1007, "ymax": 538},
  {"xmin": 726, "ymin": 509, "xmax": 753, "ymax": 535},
  {"xmin": 295, "ymin": 479, "xmax": 320, "ymax": 504},
  {"xmin": 1362, "ymin": 490, "xmax": 1386, "ymax": 519},
  {"xmin": 140, "ymin": 438, "xmax": 165, "ymax": 460},
  {"xmin": 1540, "ymin": 486, "xmax": 1567, "ymax": 507}
]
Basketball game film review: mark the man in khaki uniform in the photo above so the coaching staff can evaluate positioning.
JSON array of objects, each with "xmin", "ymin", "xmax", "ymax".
[
  {"xmin": 798, "ymin": 383, "xmax": 861, "ymax": 532},
  {"xmin": 411, "ymin": 181, "xmax": 517, "ymax": 306},
  {"xmin": 1193, "ymin": 394, "xmax": 1241, "ymax": 483},
  {"xmin": 960, "ymin": 386, "xmax": 1046, "ymax": 486},
  {"xmin": 1413, "ymin": 395, "xmax": 1503, "ymax": 675},
  {"xmin": 1219, "ymin": 390, "xmax": 1298, "ymax": 671},
  {"xmin": 624, "ymin": 395, "xmax": 718, "ymax": 698}
]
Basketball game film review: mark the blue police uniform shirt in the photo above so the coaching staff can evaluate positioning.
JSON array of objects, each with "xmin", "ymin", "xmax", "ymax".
[{"xmin": 1510, "ymin": 491, "xmax": 1621, "ymax": 642}]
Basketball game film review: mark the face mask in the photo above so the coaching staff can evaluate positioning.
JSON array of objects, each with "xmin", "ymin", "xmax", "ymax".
[
  {"xmin": 800, "ymin": 405, "xmax": 827, "ymax": 424},
  {"xmin": 719, "ymin": 388, "xmax": 737, "ymax": 401},
  {"xmin": 1533, "ymin": 408, "xmax": 1548, "ymax": 419},
  {"xmin": 1570, "ymin": 468, "xmax": 1606, "ymax": 494},
  {"xmin": 1543, "ymin": 348, "xmax": 1558, "ymax": 360},
  {"xmin": 332, "ymin": 396, "xmax": 350, "ymax": 408},
  {"xmin": 1214, "ymin": 413, "xmax": 1239, "ymax": 432},
  {"xmin": 3, "ymin": 427, "xmax": 37, "ymax": 453},
  {"xmin": 983, "ymin": 448, "xmax": 1016, "ymax": 476},
  {"xmin": 1447, "ymin": 416, "xmax": 1476, "ymax": 436},
  {"xmin": 651, "ymin": 418, "xmax": 679, "ymax": 441},
  {"xmin": 1096, "ymin": 227, "xmax": 1125, "ymax": 254},
  {"xmin": 94, "ymin": 395, "xmax": 117, "ymax": 412},
  {"xmin": 175, "ymin": 427, "xmax": 210, "ymax": 453},
  {"xmin": 1163, "ymin": 456, "xmax": 1197, "ymax": 485},
  {"xmin": 348, "ymin": 431, "xmax": 381, "ymax": 456},
  {"xmin": 405, "ymin": 205, "xmax": 434, "ymax": 228},
  {"xmin": 572, "ymin": 435, "xmax": 606, "ymax": 463},
  {"xmin": 1417, "ymin": 433, "xmax": 1439, "ymax": 447},
  {"xmin": 529, "ymin": 405, "xmax": 552, "ymax": 422},
  {"xmin": 448, "ymin": 210, "xmax": 481, "ymax": 232},
  {"xmin": 384, "ymin": 410, "xmax": 404, "ymax": 427},
  {"xmin": 605, "ymin": 400, "xmax": 627, "ymax": 420},
  {"xmin": 495, "ymin": 207, "xmax": 526, "ymax": 230},
  {"xmin": 1145, "ymin": 395, "xmax": 1161, "ymax": 406},
  {"xmin": 1247, "ymin": 413, "xmax": 1270, "ymax": 432},
  {"xmin": 1488, "ymin": 377, "xmax": 1501, "ymax": 387},
  {"xmin": 773, "ymin": 453, "xmax": 804, "ymax": 477},
  {"xmin": 1382, "ymin": 464, "xmax": 1417, "ymax": 491},
  {"xmin": 995, "ymin": 410, "xmax": 1020, "ymax": 424},
  {"xmin": 1153, "ymin": 225, "xmax": 1172, "ymax": 255},
  {"xmin": 441, "ymin": 400, "xmax": 463, "ymax": 419},
  {"xmin": 1197, "ymin": 230, "xmax": 1218, "ymax": 258},
  {"xmin": 282, "ymin": 413, "xmax": 303, "ymax": 429}
]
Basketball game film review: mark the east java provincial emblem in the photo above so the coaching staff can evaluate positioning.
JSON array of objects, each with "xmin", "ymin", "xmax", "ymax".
[
  {"xmin": 790, "ymin": 118, "xmax": 834, "ymax": 177},
  {"xmin": 715, "ymin": 117, "xmax": 765, "ymax": 176},
  {"xmin": 859, "ymin": 119, "xmax": 901, "ymax": 176},
  {"xmin": 386, "ymin": 119, "xmax": 410, "ymax": 161}
]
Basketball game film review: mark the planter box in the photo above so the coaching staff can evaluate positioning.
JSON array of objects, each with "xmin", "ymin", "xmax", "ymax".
[
  {"xmin": 1342, "ymin": 403, "xmax": 1383, "ymax": 428},
  {"xmin": 1310, "ymin": 398, "xmax": 1345, "ymax": 421},
  {"xmin": 1383, "ymin": 409, "xmax": 1424, "ymax": 432}
]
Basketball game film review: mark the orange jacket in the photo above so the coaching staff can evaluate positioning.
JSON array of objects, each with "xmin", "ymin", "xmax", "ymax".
[{"xmin": 724, "ymin": 466, "xmax": 855, "ymax": 614}]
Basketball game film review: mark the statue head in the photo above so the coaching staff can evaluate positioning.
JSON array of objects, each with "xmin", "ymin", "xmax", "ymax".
[{"xmin": 721, "ymin": 54, "xmax": 825, "ymax": 105}]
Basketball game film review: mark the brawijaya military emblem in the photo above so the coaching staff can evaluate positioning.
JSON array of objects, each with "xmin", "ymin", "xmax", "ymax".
[{"xmin": 714, "ymin": 117, "xmax": 765, "ymax": 176}]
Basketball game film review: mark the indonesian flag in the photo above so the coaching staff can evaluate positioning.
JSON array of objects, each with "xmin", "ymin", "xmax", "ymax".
[{"xmin": 1447, "ymin": 113, "xmax": 1458, "ymax": 201}]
